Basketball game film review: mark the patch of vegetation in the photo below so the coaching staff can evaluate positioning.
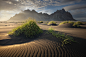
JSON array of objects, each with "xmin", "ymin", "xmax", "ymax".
[
  {"xmin": 8, "ymin": 19, "xmax": 43, "ymax": 38},
  {"xmin": 73, "ymin": 23, "xmax": 81, "ymax": 27},
  {"xmin": 59, "ymin": 21, "xmax": 82, "ymax": 28},
  {"xmin": 47, "ymin": 21, "xmax": 57, "ymax": 25},
  {"xmin": 38, "ymin": 21, "xmax": 43, "ymax": 23},
  {"xmin": 47, "ymin": 27, "xmax": 76, "ymax": 46},
  {"xmin": 48, "ymin": 27, "xmax": 54, "ymax": 33},
  {"xmin": 68, "ymin": 21, "xmax": 74, "ymax": 24},
  {"xmin": 75, "ymin": 21, "xmax": 83, "ymax": 25},
  {"xmin": 73, "ymin": 21, "xmax": 83, "ymax": 27},
  {"xmin": 59, "ymin": 21, "xmax": 74, "ymax": 25},
  {"xmin": 59, "ymin": 21, "xmax": 68, "ymax": 25}
]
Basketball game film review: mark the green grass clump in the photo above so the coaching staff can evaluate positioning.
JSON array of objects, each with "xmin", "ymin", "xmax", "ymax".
[
  {"xmin": 59, "ymin": 21, "xmax": 74, "ymax": 25},
  {"xmin": 74, "ymin": 21, "xmax": 83, "ymax": 25},
  {"xmin": 59, "ymin": 21, "xmax": 82, "ymax": 28},
  {"xmin": 47, "ymin": 27, "xmax": 76, "ymax": 46},
  {"xmin": 48, "ymin": 27, "xmax": 54, "ymax": 33},
  {"xmin": 73, "ymin": 21, "xmax": 83, "ymax": 27},
  {"xmin": 9, "ymin": 19, "xmax": 43, "ymax": 38},
  {"xmin": 68, "ymin": 21, "xmax": 74, "ymax": 24},
  {"xmin": 73, "ymin": 23, "xmax": 81, "ymax": 27},
  {"xmin": 8, "ymin": 26, "xmax": 23, "ymax": 36},
  {"xmin": 38, "ymin": 21, "xmax": 43, "ymax": 23},
  {"xmin": 47, "ymin": 21, "xmax": 57, "ymax": 25},
  {"xmin": 59, "ymin": 21, "xmax": 68, "ymax": 25}
]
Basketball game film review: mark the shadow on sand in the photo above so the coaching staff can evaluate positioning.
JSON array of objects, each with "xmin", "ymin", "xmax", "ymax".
[
  {"xmin": 0, "ymin": 30, "xmax": 86, "ymax": 46},
  {"xmin": 0, "ymin": 30, "xmax": 86, "ymax": 54},
  {"xmin": 0, "ymin": 30, "xmax": 44, "ymax": 46}
]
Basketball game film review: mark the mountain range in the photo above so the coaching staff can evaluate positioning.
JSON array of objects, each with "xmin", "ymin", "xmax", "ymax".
[{"xmin": 8, "ymin": 9, "xmax": 75, "ymax": 21}]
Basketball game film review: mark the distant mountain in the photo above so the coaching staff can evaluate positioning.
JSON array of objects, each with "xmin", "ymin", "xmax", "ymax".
[{"xmin": 8, "ymin": 9, "xmax": 75, "ymax": 22}]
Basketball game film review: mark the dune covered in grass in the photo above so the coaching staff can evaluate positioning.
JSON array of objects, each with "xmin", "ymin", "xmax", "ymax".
[
  {"xmin": 47, "ymin": 21, "xmax": 57, "ymax": 26},
  {"xmin": 58, "ymin": 21, "xmax": 85, "ymax": 28},
  {"xmin": 8, "ymin": 19, "xmax": 43, "ymax": 38}
]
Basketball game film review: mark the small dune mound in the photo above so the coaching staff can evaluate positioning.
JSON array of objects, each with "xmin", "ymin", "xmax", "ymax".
[
  {"xmin": 75, "ymin": 21, "xmax": 83, "ymax": 25},
  {"xmin": 58, "ymin": 23, "xmax": 74, "ymax": 28},
  {"xmin": 58, "ymin": 21, "xmax": 84, "ymax": 28},
  {"xmin": 47, "ymin": 21, "xmax": 57, "ymax": 26},
  {"xmin": 38, "ymin": 21, "xmax": 43, "ymax": 23},
  {"xmin": 73, "ymin": 21, "xmax": 83, "ymax": 28},
  {"xmin": 59, "ymin": 21, "xmax": 74, "ymax": 25},
  {"xmin": 8, "ymin": 19, "xmax": 43, "ymax": 38}
]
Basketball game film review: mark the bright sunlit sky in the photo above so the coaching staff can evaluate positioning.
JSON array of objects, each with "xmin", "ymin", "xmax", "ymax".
[{"xmin": 0, "ymin": 0, "xmax": 86, "ymax": 21}]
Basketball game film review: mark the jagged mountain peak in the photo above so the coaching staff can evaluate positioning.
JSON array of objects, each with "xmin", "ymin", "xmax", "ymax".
[{"xmin": 8, "ymin": 9, "xmax": 75, "ymax": 21}]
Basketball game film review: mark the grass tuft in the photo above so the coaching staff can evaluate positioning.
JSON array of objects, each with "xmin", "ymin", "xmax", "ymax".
[
  {"xmin": 73, "ymin": 21, "xmax": 83, "ymax": 27},
  {"xmin": 75, "ymin": 21, "xmax": 83, "ymax": 25},
  {"xmin": 59, "ymin": 21, "xmax": 74, "ymax": 25},
  {"xmin": 47, "ymin": 21, "xmax": 57, "ymax": 25},
  {"xmin": 59, "ymin": 21, "xmax": 68, "ymax": 25},
  {"xmin": 38, "ymin": 21, "xmax": 43, "ymax": 23},
  {"xmin": 59, "ymin": 21, "xmax": 83, "ymax": 28},
  {"xmin": 73, "ymin": 23, "xmax": 81, "ymax": 27}
]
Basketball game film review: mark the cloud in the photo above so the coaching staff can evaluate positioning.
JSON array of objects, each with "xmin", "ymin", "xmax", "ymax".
[
  {"xmin": 0, "ymin": 0, "xmax": 85, "ymax": 21},
  {"xmin": 64, "ymin": 4, "xmax": 86, "ymax": 11},
  {"xmin": 61, "ymin": 0, "xmax": 81, "ymax": 3},
  {"xmin": 73, "ymin": 13, "xmax": 86, "ymax": 21},
  {"xmin": 62, "ymin": 1, "xmax": 86, "ymax": 21},
  {"xmin": 68, "ymin": 8, "xmax": 86, "ymax": 20},
  {"xmin": 0, "ymin": 0, "xmax": 21, "ymax": 11},
  {"xmin": 0, "ymin": 10, "xmax": 17, "ymax": 21},
  {"xmin": 0, "ymin": 0, "xmax": 82, "ymax": 11},
  {"xmin": 70, "ymin": 9, "xmax": 86, "ymax": 15}
]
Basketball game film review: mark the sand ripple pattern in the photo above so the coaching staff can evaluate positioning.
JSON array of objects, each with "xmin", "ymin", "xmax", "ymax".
[{"xmin": 0, "ymin": 39, "xmax": 85, "ymax": 57}]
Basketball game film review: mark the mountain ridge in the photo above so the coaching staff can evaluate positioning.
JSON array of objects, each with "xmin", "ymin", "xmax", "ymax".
[{"xmin": 8, "ymin": 9, "xmax": 75, "ymax": 21}]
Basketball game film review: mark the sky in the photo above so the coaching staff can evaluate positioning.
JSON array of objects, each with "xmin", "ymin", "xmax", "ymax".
[{"xmin": 0, "ymin": 0, "xmax": 86, "ymax": 21}]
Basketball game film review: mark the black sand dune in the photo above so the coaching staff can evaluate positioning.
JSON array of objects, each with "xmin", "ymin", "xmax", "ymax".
[
  {"xmin": 57, "ymin": 23, "xmax": 74, "ymax": 28},
  {"xmin": 0, "ymin": 22, "xmax": 86, "ymax": 57},
  {"xmin": 0, "ymin": 31, "xmax": 86, "ymax": 57}
]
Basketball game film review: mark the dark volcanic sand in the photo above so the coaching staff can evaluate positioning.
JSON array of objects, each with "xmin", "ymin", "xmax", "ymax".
[{"xmin": 0, "ymin": 22, "xmax": 86, "ymax": 57}]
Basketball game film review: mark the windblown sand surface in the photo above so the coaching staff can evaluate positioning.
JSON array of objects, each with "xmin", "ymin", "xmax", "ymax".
[{"xmin": 0, "ymin": 21, "xmax": 86, "ymax": 57}]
